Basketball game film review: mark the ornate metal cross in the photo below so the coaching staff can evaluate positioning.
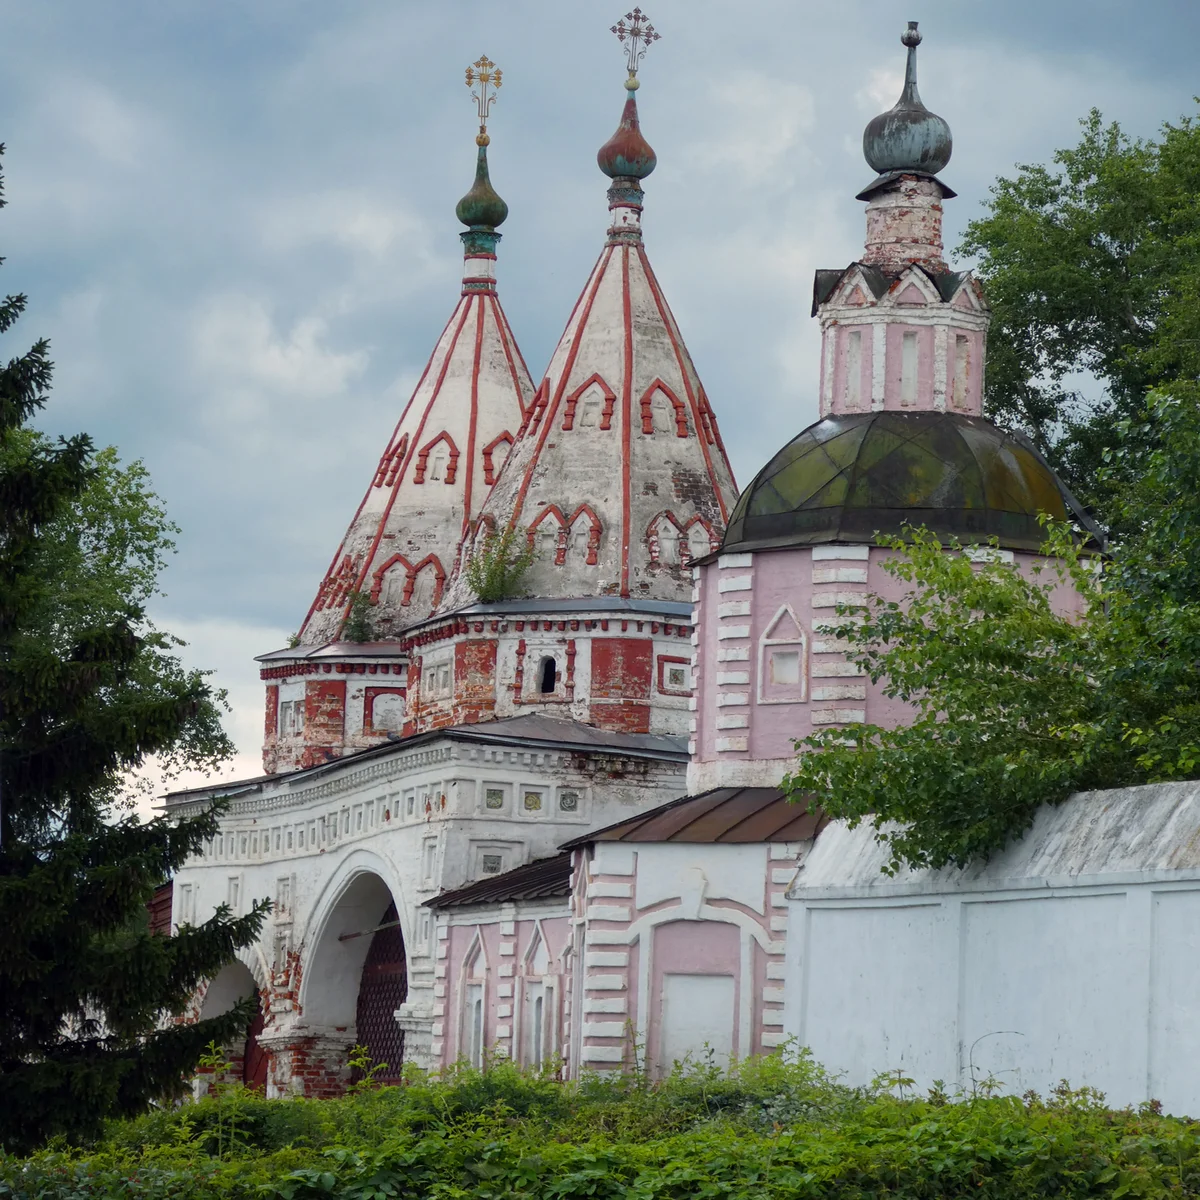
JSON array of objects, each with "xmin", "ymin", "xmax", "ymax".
[
  {"xmin": 465, "ymin": 55, "xmax": 503, "ymax": 129},
  {"xmin": 610, "ymin": 8, "xmax": 660, "ymax": 78}
]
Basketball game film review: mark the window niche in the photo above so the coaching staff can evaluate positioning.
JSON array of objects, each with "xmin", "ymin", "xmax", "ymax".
[{"xmin": 757, "ymin": 604, "xmax": 808, "ymax": 705}]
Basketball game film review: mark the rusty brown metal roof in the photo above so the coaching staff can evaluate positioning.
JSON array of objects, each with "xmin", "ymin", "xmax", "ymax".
[
  {"xmin": 425, "ymin": 853, "xmax": 572, "ymax": 909},
  {"xmin": 560, "ymin": 788, "xmax": 826, "ymax": 849}
]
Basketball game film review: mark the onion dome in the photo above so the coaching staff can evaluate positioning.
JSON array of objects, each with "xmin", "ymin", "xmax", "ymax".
[
  {"xmin": 597, "ymin": 78, "xmax": 657, "ymax": 180},
  {"xmin": 456, "ymin": 133, "xmax": 509, "ymax": 231},
  {"xmin": 721, "ymin": 411, "xmax": 1104, "ymax": 555},
  {"xmin": 861, "ymin": 22, "xmax": 952, "ymax": 192}
]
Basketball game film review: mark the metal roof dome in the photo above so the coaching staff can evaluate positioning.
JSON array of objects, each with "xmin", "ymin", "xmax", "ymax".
[{"xmin": 721, "ymin": 410, "xmax": 1103, "ymax": 555}]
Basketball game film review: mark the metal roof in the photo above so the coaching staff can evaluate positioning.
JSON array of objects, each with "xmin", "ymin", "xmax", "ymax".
[
  {"xmin": 163, "ymin": 715, "xmax": 685, "ymax": 806},
  {"xmin": 426, "ymin": 853, "xmax": 572, "ymax": 909},
  {"xmin": 560, "ymin": 787, "xmax": 826, "ymax": 849}
]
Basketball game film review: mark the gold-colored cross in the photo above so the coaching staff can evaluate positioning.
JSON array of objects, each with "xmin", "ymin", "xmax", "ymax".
[
  {"xmin": 610, "ymin": 8, "xmax": 660, "ymax": 78},
  {"xmin": 465, "ymin": 55, "xmax": 502, "ymax": 131}
]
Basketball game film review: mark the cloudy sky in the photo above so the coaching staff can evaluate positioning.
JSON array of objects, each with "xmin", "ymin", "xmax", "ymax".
[{"xmin": 4, "ymin": 0, "xmax": 1198, "ymax": 789}]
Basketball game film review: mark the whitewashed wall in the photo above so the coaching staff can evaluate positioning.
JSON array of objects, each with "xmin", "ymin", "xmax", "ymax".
[{"xmin": 785, "ymin": 781, "xmax": 1200, "ymax": 1115}]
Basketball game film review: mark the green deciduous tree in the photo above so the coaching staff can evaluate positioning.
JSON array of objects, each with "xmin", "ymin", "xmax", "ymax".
[
  {"xmin": 784, "ymin": 391, "xmax": 1200, "ymax": 873},
  {"xmin": 0, "ymin": 145, "xmax": 267, "ymax": 1152},
  {"xmin": 962, "ymin": 108, "xmax": 1200, "ymax": 522}
]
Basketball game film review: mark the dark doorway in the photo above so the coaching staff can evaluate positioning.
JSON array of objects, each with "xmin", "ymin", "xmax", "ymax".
[
  {"xmin": 243, "ymin": 997, "xmax": 268, "ymax": 1090},
  {"xmin": 538, "ymin": 656, "xmax": 556, "ymax": 694},
  {"xmin": 354, "ymin": 901, "xmax": 407, "ymax": 1083}
]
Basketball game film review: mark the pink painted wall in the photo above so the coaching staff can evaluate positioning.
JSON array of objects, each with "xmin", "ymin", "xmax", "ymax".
[
  {"xmin": 693, "ymin": 546, "xmax": 1086, "ymax": 779},
  {"xmin": 575, "ymin": 841, "xmax": 793, "ymax": 1075},
  {"xmin": 436, "ymin": 909, "xmax": 570, "ymax": 1069}
]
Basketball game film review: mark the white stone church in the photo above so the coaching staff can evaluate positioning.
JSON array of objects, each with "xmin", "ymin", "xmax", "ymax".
[{"xmin": 167, "ymin": 19, "xmax": 1200, "ymax": 1113}]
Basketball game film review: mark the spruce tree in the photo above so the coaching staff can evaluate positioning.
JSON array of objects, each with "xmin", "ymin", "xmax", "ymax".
[{"xmin": 0, "ymin": 144, "xmax": 268, "ymax": 1152}]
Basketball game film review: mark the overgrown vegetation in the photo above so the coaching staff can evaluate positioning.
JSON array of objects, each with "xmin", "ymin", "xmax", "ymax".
[
  {"xmin": 964, "ymin": 107, "xmax": 1200, "ymax": 526},
  {"xmin": 785, "ymin": 390, "xmax": 1200, "ymax": 871},
  {"xmin": 464, "ymin": 524, "xmax": 535, "ymax": 602},
  {"xmin": 341, "ymin": 590, "xmax": 375, "ymax": 642},
  {"xmin": 4, "ymin": 1053, "xmax": 1200, "ymax": 1198},
  {"xmin": 0, "ymin": 144, "xmax": 267, "ymax": 1152}
]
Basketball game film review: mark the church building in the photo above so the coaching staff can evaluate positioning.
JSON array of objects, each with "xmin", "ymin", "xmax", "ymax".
[{"xmin": 167, "ymin": 17, "xmax": 1094, "ymax": 1093}]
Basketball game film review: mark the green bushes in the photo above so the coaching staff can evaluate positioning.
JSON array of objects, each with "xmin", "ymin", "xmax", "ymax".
[{"xmin": 4, "ymin": 1055, "xmax": 1200, "ymax": 1199}]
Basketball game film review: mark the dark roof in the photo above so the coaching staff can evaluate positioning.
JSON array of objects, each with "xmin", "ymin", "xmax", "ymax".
[
  {"xmin": 721, "ymin": 410, "xmax": 1106, "ymax": 556},
  {"xmin": 811, "ymin": 260, "xmax": 965, "ymax": 318},
  {"xmin": 560, "ymin": 787, "xmax": 827, "ymax": 850},
  {"xmin": 164, "ymin": 714, "xmax": 685, "ymax": 806},
  {"xmin": 426, "ymin": 853, "xmax": 572, "ymax": 909},
  {"xmin": 262, "ymin": 598, "xmax": 694, "ymax": 660}
]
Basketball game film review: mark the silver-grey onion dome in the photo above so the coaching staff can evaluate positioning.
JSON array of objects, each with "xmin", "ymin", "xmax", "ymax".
[{"xmin": 863, "ymin": 22, "xmax": 952, "ymax": 176}]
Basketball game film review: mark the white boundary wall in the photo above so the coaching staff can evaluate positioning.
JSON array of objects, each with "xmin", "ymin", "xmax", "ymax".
[{"xmin": 784, "ymin": 781, "xmax": 1200, "ymax": 1114}]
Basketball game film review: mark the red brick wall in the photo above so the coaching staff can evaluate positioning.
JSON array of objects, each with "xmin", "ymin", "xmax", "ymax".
[
  {"xmin": 453, "ymin": 639, "xmax": 498, "ymax": 724},
  {"xmin": 590, "ymin": 637, "xmax": 653, "ymax": 732},
  {"xmin": 304, "ymin": 679, "xmax": 346, "ymax": 751},
  {"xmin": 264, "ymin": 684, "xmax": 279, "ymax": 744}
]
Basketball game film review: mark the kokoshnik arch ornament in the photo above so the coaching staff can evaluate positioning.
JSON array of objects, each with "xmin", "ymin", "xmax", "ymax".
[
  {"xmin": 440, "ymin": 8, "xmax": 737, "ymax": 610},
  {"xmin": 261, "ymin": 55, "xmax": 534, "ymax": 772}
]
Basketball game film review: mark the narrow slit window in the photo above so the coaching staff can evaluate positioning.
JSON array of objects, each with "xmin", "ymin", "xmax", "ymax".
[
  {"xmin": 843, "ymin": 329, "xmax": 862, "ymax": 409},
  {"xmin": 900, "ymin": 331, "xmax": 918, "ymax": 406},
  {"xmin": 953, "ymin": 334, "xmax": 970, "ymax": 408},
  {"xmin": 538, "ymin": 656, "xmax": 556, "ymax": 694}
]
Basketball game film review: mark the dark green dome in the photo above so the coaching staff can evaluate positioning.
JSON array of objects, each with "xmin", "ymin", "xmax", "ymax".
[{"xmin": 722, "ymin": 410, "xmax": 1103, "ymax": 555}]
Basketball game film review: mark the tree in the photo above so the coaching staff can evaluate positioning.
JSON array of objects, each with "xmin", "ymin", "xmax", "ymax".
[
  {"xmin": 464, "ymin": 524, "xmax": 535, "ymax": 603},
  {"xmin": 0, "ymin": 145, "xmax": 267, "ymax": 1152},
  {"xmin": 783, "ymin": 391, "xmax": 1200, "ymax": 873},
  {"xmin": 962, "ymin": 108, "xmax": 1200, "ymax": 522}
]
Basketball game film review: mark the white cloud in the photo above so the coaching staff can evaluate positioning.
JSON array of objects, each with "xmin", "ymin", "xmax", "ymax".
[{"xmin": 191, "ymin": 294, "xmax": 368, "ymax": 405}]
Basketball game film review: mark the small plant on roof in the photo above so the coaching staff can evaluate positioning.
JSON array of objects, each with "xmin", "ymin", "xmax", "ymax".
[
  {"xmin": 465, "ymin": 524, "xmax": 535, "ymax": 603},
  {"xmin": 343, "ymin": 590, "xmax": 375, "ymax": 642}
]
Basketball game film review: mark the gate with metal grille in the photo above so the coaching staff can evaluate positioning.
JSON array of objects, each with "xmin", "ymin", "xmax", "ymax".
[{"xmin": 354, "ymin": 901, "xmax": 407, "ymax": 1083}]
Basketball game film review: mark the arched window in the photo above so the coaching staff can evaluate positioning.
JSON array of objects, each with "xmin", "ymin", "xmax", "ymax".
[
  {"xmin": 538, "ymin": 656, "xmax": 557, "ymax": 694},
  {"xmin": 758, "ymin": 604, "xmax": 808, "ymax": 704},
  {"xmin": 462, "ymin": 934, "xmax": 487, "ymax": 1069}
]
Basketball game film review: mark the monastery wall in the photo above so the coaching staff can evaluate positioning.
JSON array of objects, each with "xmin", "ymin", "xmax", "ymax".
[{"xmin": 785, "ymin": 781, "xmax": 1200, "ymax": 1114}]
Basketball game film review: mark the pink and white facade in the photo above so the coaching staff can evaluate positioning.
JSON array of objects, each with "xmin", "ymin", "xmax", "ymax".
[{"xmin": 169, "ymin": 21, "xmax": 1104, "ymax": 1092}]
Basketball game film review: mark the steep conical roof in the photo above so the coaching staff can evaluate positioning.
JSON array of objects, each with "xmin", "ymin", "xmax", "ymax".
[
  {"xmin": 300, "ymin": 105, "xmax": 533, "ymax": 644},
  {"xmin": 442, "ymin": 68, "xmax": 736, "ymax": 609}
]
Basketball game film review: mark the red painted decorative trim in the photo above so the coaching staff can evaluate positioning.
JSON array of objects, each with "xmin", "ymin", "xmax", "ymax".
[
  {"xmin": 508, "ymin": 247, "xmax": 614, "ymax": 534},
  {"xmin": 646, "ymin": 509, "xmax": 685, "ymax": 564},
  {"xmin": 370, "ymin": 552, "xmax": 446, "ymax": 608},
  {"xmin": 567, "ymin": 503, "xmax": 603, "ymax": 566},
  {"xmin": 657, "ymin": 654, "xmax": 692, "ymax": 696},
  {"xmin": 461, "ymin": 295, "xmax": 486, "ymax": 529},
  {"xmin": 561, "ymin": 372, "xmax": 617, "ymax": 431},
  {"xmin": 481, "ymin": 432, "xmax": 514, "ymax": 485},
  {"xmin": 681, "ymin": 514, "xmax": 720, "ymax": 565},
  {"xmin": 513, "ymin": 638, "xmax": 526, "ymax": 705},
  {"xmin": 414, "ymin": 430, "xmax": 461, "ymax": 485},
  {"xmin": 362, "ymin": 686, "xmax": 407, "ymax": 735},
  {"xmin": 637, "ymin": 247, "xmax": 736, "ymax": 522},
  {"xmin": 527, "ymin": 504, "xmax": 569, "ymax": 565},
  {"xmin": 297, "ymin": 298, "xmax": 468, "ymax": 639},
  {"xmin": 638, "ymin": 378, "xmax": 689, "ymax": 437},
  {"xmin": 490, "ymin": 295, "xmax": 534, "ymax": 417},
  {"xmin": 619, "ymin": 246, "xmax": 634, "ymax": 597},
  {"xmin": 373, "ymin": 433, "xmax": 410, "ymax": 488}
]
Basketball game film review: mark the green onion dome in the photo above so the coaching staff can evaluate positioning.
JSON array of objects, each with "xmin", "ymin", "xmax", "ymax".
[
  {"xmin": 721, "ymin": 410, "xmax": 1104, "ymax": 555},
  {"xmin": 456, "ymin": 134, "xmax": 508, "ymax": 230}
]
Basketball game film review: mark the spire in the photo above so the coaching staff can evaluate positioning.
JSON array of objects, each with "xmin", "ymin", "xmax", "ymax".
[
  {"xmin": 860, "ymin": 22, "xmax": 953, "ymax": 197},
  {"xmin": 439, "ymin": 9, "xmax": 737, "ymax": 613},
  {"xmin": 597, "ymin": 8, "xmax": 660, "ymax": 244},
  {"xmin": 457, "ymin": 56, "xmax": 508, "ymax": 261},
  {"xmin": 293, "ymin": 59, "xmax": 533, "ymax": 655}
]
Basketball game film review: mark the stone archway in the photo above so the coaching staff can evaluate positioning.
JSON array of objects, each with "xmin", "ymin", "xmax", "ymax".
[
  {"xmin": 297, "ymin": 869, "xmax": 408, "ymax": 1092},
  {"xmin": 198, "ymin": 959, "xmax": 268, "ymax": 1091}
]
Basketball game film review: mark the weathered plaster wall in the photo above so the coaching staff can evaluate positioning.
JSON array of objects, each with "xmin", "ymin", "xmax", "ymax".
[
  {"xmin": 434, "ymin": 901, "xmax": 571, "ymax": 1069},
  {"xmin": 573, "ymin": 840, "xmax": 795, "ymax": 1076},
  {"xmin": 785, "ymin": 781, "xmax": 1200, "ymax": 1113},
  {"xmin": 688, "ymin": 545, "xmax": 1085, "ymax": 795},
  {"xmin": 171, "ymin": 734, "xmax": 685, "ymax": 1092}
]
